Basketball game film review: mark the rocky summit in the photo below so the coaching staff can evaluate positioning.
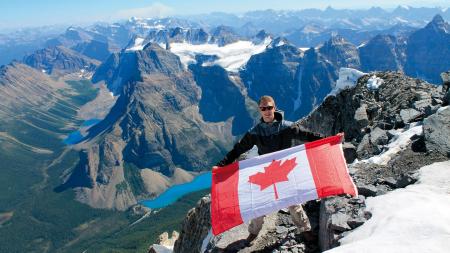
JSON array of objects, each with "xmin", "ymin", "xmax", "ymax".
[{"xmin": 172, "ymin": 70, "xmax": 450, "ymax": 253}]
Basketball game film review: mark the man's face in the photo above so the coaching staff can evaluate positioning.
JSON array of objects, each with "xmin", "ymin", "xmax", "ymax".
[{"xmin": 259, "ymin": 100, "xmax": 275, "ymax": 123}]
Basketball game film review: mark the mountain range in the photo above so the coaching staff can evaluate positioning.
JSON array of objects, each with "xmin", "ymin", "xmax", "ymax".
[{"xmin": 0, "ymin": 7, "xmax": 449, "ymax": 253}]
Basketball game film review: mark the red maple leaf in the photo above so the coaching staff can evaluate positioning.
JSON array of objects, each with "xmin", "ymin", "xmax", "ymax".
[{"xmin": 248, "ymin": 158, "xmax": 297, "ymax": 200}]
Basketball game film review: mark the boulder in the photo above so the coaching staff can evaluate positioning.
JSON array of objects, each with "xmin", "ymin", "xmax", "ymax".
[
  {"xmin": 319, "ymin": 196, "xmax": 368, "ymax": 251},
  {"xmin": 174, "ymin": 196, "xmax": 211, "ymax": 253},
  {"xmin": 400, "ymin": 108, "xmax": 422, "ymax": 123},
  {"xmin": 356, "ymin": 183, "xmax": 378, "ymax": 197},
  {"xmin": 354, "ymin": 104, "xmax": 369, "ymax": 127},
  {"xmin": 342, "ymin": 142, "xmax": 357, "ymax": 163},
  {"xmin": 423, "ymin": 106, "xmax": 450, "ymax": 156},
  {"xmin": 370, "ymin": 127, "xmax": 389, "ymax": 145}
]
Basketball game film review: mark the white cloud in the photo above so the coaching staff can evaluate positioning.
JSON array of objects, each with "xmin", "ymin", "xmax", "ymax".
[{"xmin": 115, "ymin": 2, "xmax": 174, "ymax": 19}]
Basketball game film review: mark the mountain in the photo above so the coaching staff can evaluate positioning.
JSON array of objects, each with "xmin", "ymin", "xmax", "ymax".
[
  {"xmin": 23, "ymin": 46, "xmax": 100, "ymax": 75},
  {"xmin": 144, "ymin": 27, "xmax": 210, "ymax": 45},
  {"xmin": 61, "ymin": 43, "xmax": 235, "ymax": 210},
  {"xmin": 239, "ymin": 35, "xmax": 361, "ymax": 120},
  {"xmin": 0, "ymin": 25, "xmax": 65, "ymax": 66},
  {"xmin": 173, "ymin": 70, "xmax": 450, "ymax": 253},
  {"xmin": 0, "ymin": 62, "xmax": 120, "ymax": 253},
  {"xmin": 71, "ymin": 39, "xmax": 114, "ymax": 62},
  {"xmin": 240, "ymin": 40, "xmax": 303, "ymax": 119},
  {"xmin": 318, "ymin": 35, "xmax": 360, "ymax": 69},
  {"xmin": 405, "ymin": 14, "xmax": 450, "ymax": 83},
  {"xmin": 359, "ymin": 34, "xmax": 406, "ymax": 72},
  {"xmin": 210, "ymin": 25, "xmax": 241, "ymax": 46}
]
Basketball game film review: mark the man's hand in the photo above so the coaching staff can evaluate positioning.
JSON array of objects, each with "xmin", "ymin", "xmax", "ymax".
[
  {"xmin": 212, "ymin": 166, "xmax": 219, "ymax": 171},
  {"xmin": 337, "ymin": 132, "xmax": 345, "ymax": 143}
]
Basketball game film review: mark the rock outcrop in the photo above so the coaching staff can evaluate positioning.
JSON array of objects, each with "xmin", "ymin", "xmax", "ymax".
[{"xmin": 173, "ymin": 70, "xmax": 450, "ymax": 253}]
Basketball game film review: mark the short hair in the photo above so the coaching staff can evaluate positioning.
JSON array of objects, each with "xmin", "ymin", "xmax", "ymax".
[{"xmin": 258, "ymin": 95, "xmax": 275, "ymax": 106}]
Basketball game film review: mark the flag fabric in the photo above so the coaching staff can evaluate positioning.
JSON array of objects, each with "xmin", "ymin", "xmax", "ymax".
[{"xmin": 211, "ymin": 135, "xmax": 358, "ymax": 235}]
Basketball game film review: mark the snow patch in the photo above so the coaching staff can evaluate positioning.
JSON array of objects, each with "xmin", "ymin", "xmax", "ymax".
[
  {"xmin": 276, "ymin": 40, "xmax": 286, "ymax": 47},
  {"xmin": 293, "ymin": 66, "xmax": 304, "ymax": 111},
  {"xmin": 362, "ymin": 123, "xmax": 423, "ymax": 165},
  {"xmin": 367, "ymin": 75, "xmax": 384, "ymax": 90},
  {"xmin": 437, "ymin": 106, "xmax": 449, "ymax": 113},
  {"xmin": 126, "ymin": 37, "xmax": 145, "ymax": 51},
  {"xmin": 394, "ymin": 16, "xmax": 408, "ymax": 23},
  {"xmin": 169, "ymin": 38, "xmax": 271, "ymax": 72},
  {"xmin": 326, "ymin": 160, "xmax": 450, "ymax": 253},
  {"xmin": 149, "ymin": 244, "xmax": 173, "ymax": 253},
  {"xmin": 299, "ymin": 47, "xmax": 310, "ymax": 52},
  {"xmin": 329, "ymin": 68, "xmax": 366, "ymax": 96}
]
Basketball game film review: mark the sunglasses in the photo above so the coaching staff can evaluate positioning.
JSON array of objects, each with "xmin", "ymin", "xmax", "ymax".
[{"xmin": 259, "ymin": 106, "xmax": 274, "ymax": 111}]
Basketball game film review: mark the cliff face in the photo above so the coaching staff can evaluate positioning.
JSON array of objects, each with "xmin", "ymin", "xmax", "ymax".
[
  {"xmin": 404, "ymin": 15, "xmax": 450, "ymax": 83},
  {"xmin": 173, "ymin": 70, "xmax": 450, "ymax": 253},
  {"xmin": 60, "ymin": 44, "xmax": 238, "ymax": 210}
]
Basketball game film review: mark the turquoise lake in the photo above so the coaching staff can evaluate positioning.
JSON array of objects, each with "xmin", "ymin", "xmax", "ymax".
[
  {"xmin": 64, "ymin": 118, "xmax": 212, "ymax": 209},
  {"xmin": 141, "ymin": 171, "xmax": 212, "ymax": 209},
  {"xmin": 63, "ymin": 118, "xmax": 101, "ymax": 145}
]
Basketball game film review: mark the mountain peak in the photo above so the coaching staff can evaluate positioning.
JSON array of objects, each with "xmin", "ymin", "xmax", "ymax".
[
  {"xmin": 426, "ymin": 14, "xmax": 449, "ymax": 33},
  {"xmin": 329, "ymin": 34, "xmax": 346, "ymax": 45},
  {"xmin": 431, "ymin": 14, "xmax": 445, "ymax": 24}
]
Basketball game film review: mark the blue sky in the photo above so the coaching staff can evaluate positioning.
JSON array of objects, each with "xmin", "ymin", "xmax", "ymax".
[{"xmin": 0, "ymin": 0, "xmax": 449, "ymax": 29}]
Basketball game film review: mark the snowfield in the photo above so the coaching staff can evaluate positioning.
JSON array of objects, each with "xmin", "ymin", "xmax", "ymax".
[
  {"xmin": 326, "ymin": 160, "xmax": 450, "ymax": 253},
  {"xmin": 169, "ymin": 38, "xmax": 271, "ymax": 72}
]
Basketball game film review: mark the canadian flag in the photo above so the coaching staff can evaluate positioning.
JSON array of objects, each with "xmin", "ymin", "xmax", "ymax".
[{"xmin": 211, "ymin": 135, "xmax": 358, "ymax": 235}]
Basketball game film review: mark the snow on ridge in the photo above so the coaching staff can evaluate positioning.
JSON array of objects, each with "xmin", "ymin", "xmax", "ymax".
[
  {"xmin": 360, "ymin": 123, "xmax": 423, "ymax": 166},
  {"xmin": 126, "ymin": 37, "xmax": 145, "ymax": 51},
  {"xmin": 367, "ymin": 75, "xmax": 384, "ymax": 90},
  {"xmin": 169, "ymin": 38, "xmax": 272, "ymax": 72},
  {"xmin": 326, "ymin": 160, "xmax": 450, "ymax": 253},
  {"xmin": 329, "ymin": 68, "xmax": 366, "ymax": 96}
]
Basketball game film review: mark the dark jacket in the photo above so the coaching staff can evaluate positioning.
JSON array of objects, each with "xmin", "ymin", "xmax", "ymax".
[{"xmin": 216, "ymin": 111, "xmax": 323, "ymax": 166}]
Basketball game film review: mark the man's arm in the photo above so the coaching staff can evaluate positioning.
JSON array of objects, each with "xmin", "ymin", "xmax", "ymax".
[
  {"xmin": 216, "ymin": 132, "xmax": 255, "ymax": 167},
  {"xmin": 289, "ymin": 122, "xmax": 324, "ymax": 142}
]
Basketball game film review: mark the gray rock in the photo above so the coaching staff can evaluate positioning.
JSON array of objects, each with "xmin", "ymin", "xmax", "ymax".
[
  {"xmin": 376, "ymin": 177, "xmax": 397, "ymax": 188},
  {"xmin": 342, "ymin": 142, "xmax": 357, "ymax": 163},
  {"xmin": 376, "ymin": 121, "xmax": 394, "ymax": 130},
  {"xmin": 319, "ymin": 196, "xmax": 367, "ymax": 251},
  {"xmin": 370, "ymin": 127, "xmax": 389, "ymax": 145},
  {"xmin": 276, "ymin": 226, "xmax": 289, "ymax": 234},
  {"xmin": 357, "ymin": 133, "xmax": 382, "ymax": 158},
  {"xmin": 330, "ymin": 213, "xmax": 352, "ymax": 231},
  {"xmin": 347, "ymin": 217, "xmax": 366, "ymax": 229},
  {"xmin": 423, "ymin": 106, "xmax": 450, "ymax": 156},
  {"xmin": 441, "ymin": 72, "xmax": 450, "ymax": 106},
  {"xmin": 395, "ymin": 173, "xmax": 418, "ymax": 188},
  {"xmin": 444, "ymin": 89, "xmax": 450, "ymax": 106},
  {"xmin": 400, "ymin": 108, "xmax": 422, "ymax": 123},
  {"xmin": 174, "ymin": 196, "xmax": 211, "ymax": 253},
  {"xmin": 354, "ymin": 104, "xmax": 369, "ymax": 127},
  {"xmin": 413, "ymin": 99, "xmax": 432, "ymax": 111},
  {"xmin": 356, "ymin": 183, "xmax": 378, "ymax": 197},
  {"xmin": 375, "ymin": 184, "xmax": 389, "ymax": 196}
]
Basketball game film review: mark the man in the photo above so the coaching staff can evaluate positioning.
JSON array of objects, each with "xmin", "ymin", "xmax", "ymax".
[{"xmin": 215, "ymin": 95, "xmax": 324, "ymax": 241}]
